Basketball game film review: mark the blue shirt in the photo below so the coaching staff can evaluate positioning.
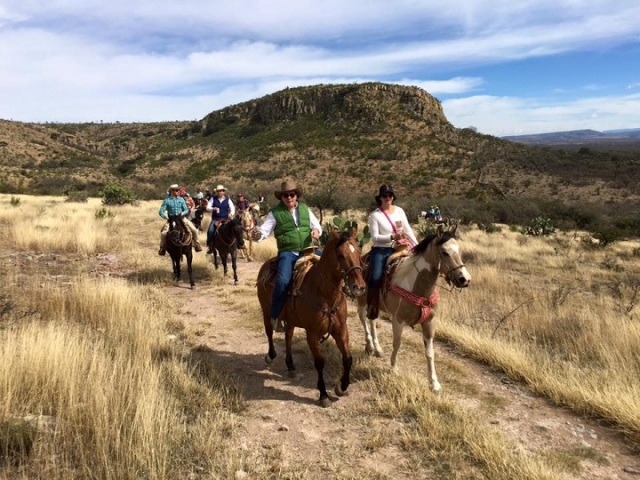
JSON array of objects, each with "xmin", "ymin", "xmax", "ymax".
[{"xmin": 159, "ymin": 196, "xmax": 189, "ymax": 219}]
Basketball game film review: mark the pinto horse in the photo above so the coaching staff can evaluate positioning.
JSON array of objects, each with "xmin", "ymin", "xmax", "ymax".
[
  {"xmin": 257, "ymin": 228, "xmax": 366, "ymax": 407},
  {"xmin": 192, "ymin": 198, "xmax": 208, "ymax": 231},
  {"xmin": 166, "ymin": 215, "xmax": 195, "ymax": 289},
  {"xmin": 210, "ymin": 216, "xmax": 245, "ymax": 285},
  {"xmin": 356, "ymin": 225, "xmax": 470, "ymax": 392}
]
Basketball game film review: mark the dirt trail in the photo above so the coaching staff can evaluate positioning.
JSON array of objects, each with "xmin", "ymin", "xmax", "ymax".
[{"xmin": 171, "ymin": 257, "xmax": 640, "ymax": 479}]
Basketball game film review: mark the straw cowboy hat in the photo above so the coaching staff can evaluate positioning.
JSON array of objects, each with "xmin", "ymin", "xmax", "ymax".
[
  {"xmin": 168, "ymin": 184, "xmax": 180, "ymax": 190},
  {"xmin": 215, "ymin": 184, "xmax": 226, "ymax": 191},
  {"xmin": 274, "ymin": 180, "xmax": 303, "ymax": 200},
  {"xmin": 375, "ymin": 184, "xmax": 396, "ymax": 205}
]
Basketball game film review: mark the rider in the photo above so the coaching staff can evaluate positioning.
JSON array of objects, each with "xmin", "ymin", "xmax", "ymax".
[
  {"xmin": 184, "ymin": 192, "xmax": 195, "ymax": 218},
  {"xmin": 254, "ymin": 180, "xmax": 322, "ymax": 332},
  {"xmin": 158, "ymin": 184, "xmax": 203, "ymax": 255},
  {"xmin": 434, "ymin": 205, "xmax": 442, "ymax": 222},
  {"xmin": 235, "ymin": 192, "xmax": 251, "ymax": 215},
  {"xmin": 206, "ymin": 184, "xmax": 235, "ymax": 254},
  {"xmin": 366, "ymin": 184, "xmax": 418, "ymax": 320}
]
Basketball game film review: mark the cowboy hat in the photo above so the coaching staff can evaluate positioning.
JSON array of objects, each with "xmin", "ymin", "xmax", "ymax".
[
  {"xmin": 274, "ymin": 180, "xmax": 303, "ymax": 200},
  {"xmin": 215, "ymin": 184, "xmax": 226, "ymax": 191},
  {"xmin": 168, "ymin": 184, "xmax": 180, "ymax": 190},
  {"xmin": 375, "ymin": 184, "xmax": 396, "ymax": 205}
]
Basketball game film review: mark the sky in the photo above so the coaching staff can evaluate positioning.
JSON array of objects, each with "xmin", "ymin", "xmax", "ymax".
[{"xmin": 2, "ymin": 1, "xmax": 640, "ymax": 136}]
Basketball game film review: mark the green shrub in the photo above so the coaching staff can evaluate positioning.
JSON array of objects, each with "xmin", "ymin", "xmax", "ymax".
[
  {"xmin": 9, "ymin": 196, "xmax": 20, "ymax": 207},
  {"xmin": 95, "ymin": 207, "xmax": 115, "ymax": 219},
  {"xmin": 524, "ymin": 217, "xmax": 555, "ymax": 236},
  {"xmin": 101, "ymin": 183, "xmax": 136, "ymax": 205}
]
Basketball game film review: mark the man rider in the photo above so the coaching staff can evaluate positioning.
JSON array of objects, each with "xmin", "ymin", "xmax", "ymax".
[
  {"xmin": 158, "ymin": 184, "xmax": 203, "ymax": 254},
  {"xmin": 206, "ymin": 184, "xmax": 235, "ymax": 254}
]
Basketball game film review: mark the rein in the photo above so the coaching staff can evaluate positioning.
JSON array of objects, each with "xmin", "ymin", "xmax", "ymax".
[
  {"xmin": 168, "ymin": 220, "xmax": 192, "ymax": 247},
  {"xmin": 388, "ymin": 284, "xmax": 439, "ymax": 325},
  {"xmin": 216, "ymin": 223, "xmax": 237, "ymax": 248}
]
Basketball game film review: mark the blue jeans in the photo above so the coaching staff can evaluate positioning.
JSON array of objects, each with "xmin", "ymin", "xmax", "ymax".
[
  {"xmin": 206, "ymin": 220, "xmax": 217, "ymax": 246},
  {"xmin": 368, "ymin": 246, "xmax": 394, "ymax": 288},
  {"xmin": 270, "ymin": 251, "xmax": 299, "ymax": 319}
]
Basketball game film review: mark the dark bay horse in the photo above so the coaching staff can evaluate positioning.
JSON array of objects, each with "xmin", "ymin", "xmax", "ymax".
[
  {"xmin": 357, "ymin": 225, "xmax": 470, "ymax": 392},
  {"xmin": 257, "ymin": 229, "xmax": 366, "ymax": 407},
  {"xmin": 210, "ymin": 216, "xmax": 245, "ymax": 285},
  {"xmin": 166, "ymin": 214, "xmax": 195, "ymax": 289},
  {"xmin": 192, "ymin": 198, "xmax": 208, "ymax": 231}
]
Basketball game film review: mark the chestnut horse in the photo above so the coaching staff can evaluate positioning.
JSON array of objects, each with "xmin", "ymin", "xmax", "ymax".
[
  {"xmin": 356, "ymin": 225, "xmax": 470, "ymax": 392},
  {"xmin": 257, "ymin": 229, "xmax": 366, "ymax": 407},
  {"xmin": 165, "ymin": 214, "xmax": 195, "ymax": 289}
]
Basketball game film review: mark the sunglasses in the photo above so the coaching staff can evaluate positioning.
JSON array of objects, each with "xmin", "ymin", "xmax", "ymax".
[
  {"xmin": 381, "ymin": 193, "xmax": 394, "ymax": 198},
  {"xmin": 282, "ymin": 192, "xmax": 297, "ymax": 199}
]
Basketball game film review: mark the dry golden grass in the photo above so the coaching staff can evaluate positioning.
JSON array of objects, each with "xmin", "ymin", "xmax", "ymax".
[{"xmin": 2, "ymin": 194, "xmax": 639, "ymax": 478}]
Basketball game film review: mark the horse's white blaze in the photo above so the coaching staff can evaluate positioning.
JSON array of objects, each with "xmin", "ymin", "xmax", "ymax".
[{"xmin": 349, "ymin": 244, "xmax": 355, "ymax": 253}]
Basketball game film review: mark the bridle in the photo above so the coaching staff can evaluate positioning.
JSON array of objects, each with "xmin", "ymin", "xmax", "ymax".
[{"xmin": 168, "ymin": 218, "xmax": 191, "ymax": 247}]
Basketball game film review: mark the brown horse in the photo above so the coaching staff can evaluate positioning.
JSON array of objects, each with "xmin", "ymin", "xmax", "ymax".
[
  {"xmin": 192, "ymin": 198, "xmax": 208, "ymax": 231},
  {"xmin": 257, "ymin": 228, "xmax": 366, "ymax": 407},
  {"xmin": 165, "ymin": 214, "xmax": 195, "ymax": 289},
  {"xmin": 357, "ymin": 225, "xmax": 470, "ymax": 392},
  {"xmin": 238, "ymin": 209, "xmax": 256, "ymax": 262}
]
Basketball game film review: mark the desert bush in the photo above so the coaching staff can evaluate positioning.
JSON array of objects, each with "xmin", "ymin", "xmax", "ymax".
[
  {"xmin": 524, "ymin": 217, "xmax": 555, "ymax": 236},
  {"xmin": 101, "ymin": 183, "xmax": 136, "ymax": 205},
  {"xmin": 95, "ymin": 207, "xmax": 115, "ymax": 219},
  {"xmin": 10, "ymin": 196, "xmax": 20, "ymax": 207}
]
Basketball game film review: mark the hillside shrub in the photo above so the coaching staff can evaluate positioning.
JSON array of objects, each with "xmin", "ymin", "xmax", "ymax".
[
  {"xmin": 10, "ymin": 196, "xmax": 20, "ymax": 207},
  {"xmin": 101, "ymin": 183, "xmax": 136, "ymax": 205},
  {"xmin": 524, "ymin": 217, "xmax": 555, "ymax": 236}
]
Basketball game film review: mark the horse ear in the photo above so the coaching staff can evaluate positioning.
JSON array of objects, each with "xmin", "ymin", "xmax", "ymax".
[
  {"xmin": 349, "ymin": 224, "xmax": 359, "ymax": 238},
  {"xmin": 436, "ymin": 224, "xmax": 444, "ymax": 238}
]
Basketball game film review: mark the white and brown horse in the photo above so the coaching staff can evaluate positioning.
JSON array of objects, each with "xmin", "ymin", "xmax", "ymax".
[{"xmin": 357, "ymin": 225, "xmax": 470, "ymax": 392}]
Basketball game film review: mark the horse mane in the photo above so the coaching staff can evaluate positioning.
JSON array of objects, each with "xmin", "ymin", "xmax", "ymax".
[{"xmin": 411, "ymin": 231, "xmax": 456, "ymax": 256}]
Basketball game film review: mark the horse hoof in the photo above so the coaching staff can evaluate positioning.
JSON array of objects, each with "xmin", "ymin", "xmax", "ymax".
[
  {"xmin": 190, "ymin": 285, "xmax": 196, "ymax": 290},
  {"xmin": 375, "ymin": 350, "xmax": 384, "ymax": 358},
  {"xmin": 264, "ymin": 354, "xmax": 273, "ymax": 365},
  {"xmin": 319, "ymin": 397, "xmax": 331, "ymax": 408},
  {"xmin": 288, "ymin": 370, "xmax": 297, "ymax": 379},
  {"xmin": 335, "ymin": 384, "xmax": 348, "ymax": 397},
  {"xmin": 234, "ymin": 280, "xmax": 239, "ymax": 285}
]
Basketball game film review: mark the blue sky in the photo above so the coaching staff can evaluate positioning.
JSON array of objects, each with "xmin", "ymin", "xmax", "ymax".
[{"xmin": 2, "ymin": 1, "xmax": 640, "ymax": 136}]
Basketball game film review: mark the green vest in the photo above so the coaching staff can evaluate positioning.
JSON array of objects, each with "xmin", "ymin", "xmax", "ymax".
[{"xmin": 273, "ymin": 202, "xmax": 312, "ymax": 252}]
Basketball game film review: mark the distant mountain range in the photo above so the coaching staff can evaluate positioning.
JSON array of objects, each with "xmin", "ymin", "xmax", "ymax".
[{"xmin": 502, "ymin": 128, "xmax": 640, "ymax": 146}]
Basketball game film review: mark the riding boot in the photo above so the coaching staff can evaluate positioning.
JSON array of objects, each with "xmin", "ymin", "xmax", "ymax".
[
  {"xmin": 193, "ymin": 239, "xmax": 203, "ymax": 252},
  {"xmin": 366, "ymin": 287, "xmax": 380, "ymax": 320}
]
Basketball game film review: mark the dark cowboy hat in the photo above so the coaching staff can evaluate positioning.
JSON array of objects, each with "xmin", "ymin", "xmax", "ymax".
[
  {"xmin": 274, "ymin": 180, "xmax": 303, "ymax": 200},
  {"xmin": 375, "ymin": 184, "xmax": 396, "ymax": 205}
]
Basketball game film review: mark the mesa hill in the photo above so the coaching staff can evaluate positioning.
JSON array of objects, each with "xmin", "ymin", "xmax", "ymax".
[{"xmin": 0, "ymin": 82, "xmax": 639, "ymax": 209}]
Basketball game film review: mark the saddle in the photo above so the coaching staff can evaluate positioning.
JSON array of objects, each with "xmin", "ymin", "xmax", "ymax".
[
  {"xmin": 291, "ymin": 247, "xmax": 321, "ymax": 296},
  {"xmin": 361, "ymin": 249, "xmax": 411, "ymax": 297},
  {"xmin": 260, "ymin": 247, "xmax": 321, "ymax": 296}
]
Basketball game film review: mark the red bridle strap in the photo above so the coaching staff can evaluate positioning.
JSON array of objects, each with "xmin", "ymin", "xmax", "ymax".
[{"xmin": 387, "ymin": 284, "xmax": 440, "ymax": 325}]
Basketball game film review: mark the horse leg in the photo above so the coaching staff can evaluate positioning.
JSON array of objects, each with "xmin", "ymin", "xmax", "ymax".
[
  {"xmin": 421, "ymin": 321, "xmax": 441, "ymax": 393},
  {"xmin": 186, "ymin": 248, "xmax": 195, "ymax": 289},
  {"xmin": 331, "ymin": 325, "xmax": 352, "ymax": 398},
  {"xmin": 305, "ymin": 332, "xmax": 331, "ymax": 408},
  {"xmin": 284, "ymin": 327, "xmax": 296, "ymax": 377},
  {"xmin": 212, "ymin": 249, "xmax": 219, "ymax": 270},
  {"xmin": 247, "ymin": 239, "xmax": 253, "ymax": 262},
  {"xmin": 173, "ymin": 255, "xmax": 181, "ymax": 283},
  {"xmin": 231, "ymin": 250, "xmax": 239, "ymax": 285},
  {"xmin": 263, "ymin": 311, "xmax": 277, "ymax": 364},
  {"xmin": 390, "ymin": 319, "xmax": 404, "ymax": 371},
  {"xmin": 357, "ymin": 298, "xmax": 384, "ymax": 357},
  {"xmin": 221, "ymin": 252, "xmax": 228, "ymax": 277}
]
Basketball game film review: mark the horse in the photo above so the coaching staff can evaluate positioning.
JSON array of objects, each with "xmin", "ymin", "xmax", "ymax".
[
  {"xmin": 257, "ymin": 228, "xmax": 367, "ymax": 408},
  {"xmin": 238, "ymin": 210, "xmax": 256, "ymax": 262},
  {"xmin": 249, "ymin": 201, "xmax": 263, "ymax": 218},
  {"xmin": 356, "ymin": 225, "xmax": 470, "ymax": 392},
  {"xmin": 165, "ymin": 214, "xmax": 195, "ymax": 289},
  {"xmin": 192, "ymin": 198, "xmax": 208, "ymax": 231},
  {"xmin": 210, "ymin": 216, "xmax": 245, "ymax": 285}
]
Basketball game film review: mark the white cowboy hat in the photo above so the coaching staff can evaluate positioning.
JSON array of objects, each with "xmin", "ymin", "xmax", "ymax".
[
  {"xmin": 216, "ymin": 184, "xmax": 226, "ymax": 191},
  {"xmin": 168, "ymin": 184, "xmax": 180, "ymax": 190},
  {"xmin": 274, "ymin": 180, "xmax": 303, "ymax": 200}
]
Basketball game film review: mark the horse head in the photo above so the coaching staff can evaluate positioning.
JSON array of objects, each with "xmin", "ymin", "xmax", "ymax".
[
  {"xmin": 326, "ymin": 227, "xmax": 366, "ymax": 297},
  {"xmin": 239, "ymin": 210, "xmax": 255, "ymax": 231},
  {"xmin": 167, "ymin": 215, "xmax": 188, "ymax": 246},
  {"xmin": 434, "ymin": 224, "xmax": 470, "ymax": 288}
]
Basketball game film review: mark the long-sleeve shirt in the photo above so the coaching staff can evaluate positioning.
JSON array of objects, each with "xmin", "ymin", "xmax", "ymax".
[
  {"xmin": 159, "ymin": 196, "xmax": 189, "ymax": 219},
  {"xmin": 258, "ymin": 203, "xmax": 322, "ymax": 244},
  {"xmin": 369, "ymin": 206, "xmax": 418, "ymax": 248},
  {"xmin": 206, "ymin": 196, "xmax": 235, "ymax": 218}
]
